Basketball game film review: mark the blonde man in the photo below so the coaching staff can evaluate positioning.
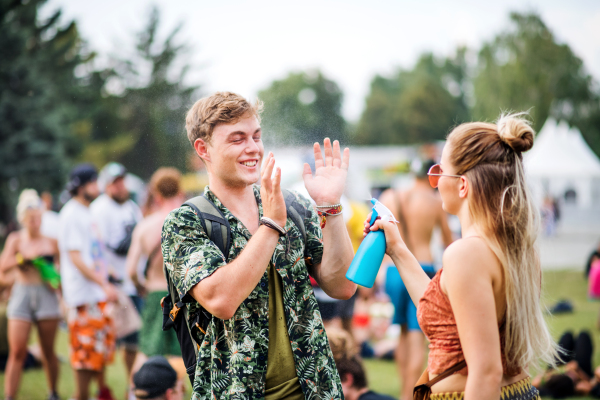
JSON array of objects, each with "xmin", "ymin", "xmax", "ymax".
[{"xmin": 161, "ymin": 92, "xmax": 356, "ymax": 399}]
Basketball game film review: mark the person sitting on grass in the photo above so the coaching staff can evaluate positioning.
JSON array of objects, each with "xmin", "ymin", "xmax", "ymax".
[
  {"xmin": 533, "ymin": 330, "xmax": 600, "ymax": 399},
  {"xmin": 327, "ymin": 327, "xmax": 396, "ymax": 400}
]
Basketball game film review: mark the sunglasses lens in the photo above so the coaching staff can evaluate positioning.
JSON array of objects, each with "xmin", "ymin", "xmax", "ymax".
[{"xmin": 428, "ymin": 164, "xmax": 441, "ymax": 188}]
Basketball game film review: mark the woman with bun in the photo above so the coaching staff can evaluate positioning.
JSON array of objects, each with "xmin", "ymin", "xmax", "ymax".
[
  {"xmin": 367, "ymin": 114, "xmax": 557, "ymax": 400},
  {"xmin": 0, "ymin": 189, "xmax": 61, "ymax": 400}
]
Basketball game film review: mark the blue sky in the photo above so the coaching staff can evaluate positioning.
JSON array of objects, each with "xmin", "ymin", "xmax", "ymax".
[{"xmin": 42, "ymin": 0, "xmax": 600, "ymax": 121}]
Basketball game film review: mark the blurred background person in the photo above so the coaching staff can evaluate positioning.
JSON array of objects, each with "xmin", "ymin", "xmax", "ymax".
[
  {"xmin": 132, "ymin": 356, "xmax": 184, "ymax": 400},
  {"xmin": 40, "ymin": 191, "xmax": 59, "ymax": 240},
  {"xmin": 378, "ymin": 159, "xmax": 454, "ymax": 400},
  {"xmin": 327, "ymin": 327, "xmax": 396, "ymax": 400},
  {"xmin": 91, "ymin": 162, "xmax": 144, "ymax": 381},
  {"xmin": 126, "ymin": 168, "xmax": 184, "ymax": 366},
  {"xmin": 59, "ymin": 164, "xmax": 118, "ymax": 400},
  {"xmin": 0, "ymin": 189, "xmax": 61, "ymax": 400}
]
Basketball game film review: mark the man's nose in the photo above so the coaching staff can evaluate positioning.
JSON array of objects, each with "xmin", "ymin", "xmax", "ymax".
[{"xmin": 245, "ymin": 138, "xmax": 260, "ymax": 153}]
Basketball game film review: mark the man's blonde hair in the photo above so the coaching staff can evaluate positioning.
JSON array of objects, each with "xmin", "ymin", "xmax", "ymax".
[{"xmin": 185, "ymin": 92, "xmax": 263, "ymax": 145}]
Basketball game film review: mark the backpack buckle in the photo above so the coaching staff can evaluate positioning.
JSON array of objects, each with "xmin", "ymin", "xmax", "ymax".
[{"xmin": 170, "ymin": 304, "xmax": 181, "ymax": 321}]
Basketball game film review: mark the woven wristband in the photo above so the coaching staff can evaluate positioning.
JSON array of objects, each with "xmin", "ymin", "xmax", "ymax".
[{"xmin": 316, "ymin": 204, "xmax": 343, "ymax": 229}]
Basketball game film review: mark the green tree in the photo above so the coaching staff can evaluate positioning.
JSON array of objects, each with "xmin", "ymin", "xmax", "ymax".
[
  {"xmin": 0, "ymin": 0, "xmax": 96, "ymax": 223},
  {"xmin": 258, "ymin": 70, "xmax": 346, "ymax": 146},
  {"xmin": 355, "ymin": 50, "xmax": 470, "ymax": 145},
  {"xmin": 78, "ymin": 7, "xmax": 198, "ymax": 179},
  {"xmin": 473, "ymin": 12, "xmax": 600, "ymax": 154}
]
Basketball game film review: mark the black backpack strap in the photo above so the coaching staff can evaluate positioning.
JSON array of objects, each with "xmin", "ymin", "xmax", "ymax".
[
  {"xmin": 184, "ymin": 195, "xmax": 231, "ymax": 261},
  {"xmin": 282, "ymin": 189, "xmax": 307, "ymax": 244}
]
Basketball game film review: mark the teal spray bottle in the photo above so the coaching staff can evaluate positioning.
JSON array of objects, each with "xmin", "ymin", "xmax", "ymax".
[{"xmin": 345, "ymin": 198, "xmax": 396, "ymax": 288}]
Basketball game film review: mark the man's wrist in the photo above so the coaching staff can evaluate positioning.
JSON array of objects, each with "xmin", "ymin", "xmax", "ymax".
[{"xmin": 314, "ymin": 198, "xmax": 341, "ymax": 207}]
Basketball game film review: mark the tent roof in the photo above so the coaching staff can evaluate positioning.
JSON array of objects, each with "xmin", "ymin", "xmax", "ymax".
[{"xmin": 524, "ymin": 118, "xmax": 600, "ymax": 177}]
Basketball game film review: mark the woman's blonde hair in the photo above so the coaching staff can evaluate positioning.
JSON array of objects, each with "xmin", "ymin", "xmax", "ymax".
[
  {"xmin": 447, "ymin": 112, "xmax": 557, "ymax": 371},
  {"xmin": 17, "ymin": 189, "xmax": 43, "ymax": 224}
]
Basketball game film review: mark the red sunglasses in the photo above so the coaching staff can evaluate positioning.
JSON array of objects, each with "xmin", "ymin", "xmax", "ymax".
[{"xmin": 427, "ymin": 164, "xmax": 462, "ymax": 188}]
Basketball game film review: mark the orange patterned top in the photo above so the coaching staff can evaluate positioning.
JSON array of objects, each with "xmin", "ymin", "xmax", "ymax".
[{"xmin": 417, "ymin": 269, "xmax": 520, "ymax": 376}]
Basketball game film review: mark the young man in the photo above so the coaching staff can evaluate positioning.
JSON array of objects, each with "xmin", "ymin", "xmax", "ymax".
[
  {"xmin": 91, "ymin": 162, "xmax": 144, "ymax": 380},
  {"xmin": 126, "ymin": 168, "xmax": 184, "ymax": 359},
  {"xmin": 161, "ymin": 92, "xmax": 357, "ymax": 399},
  {"xmin": 58, "ymin": 164, "xmax": 118, "ymax": 400},
  {"xmin": 378, "ymin": 160, "xmax": 454, "ymax": 400}
]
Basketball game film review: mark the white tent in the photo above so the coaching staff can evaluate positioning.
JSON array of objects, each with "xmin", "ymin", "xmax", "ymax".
[{"xmin": 525, "ymin": 118, "xmax": 600, "ymax": 208}]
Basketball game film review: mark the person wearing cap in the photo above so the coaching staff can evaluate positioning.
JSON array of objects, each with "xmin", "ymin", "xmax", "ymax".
[
  {"xmin": 133, "ymin": 356, "xmax": 184, "ymax": 400},
  {"xmin": 377, "ymin": 159, "xmax": 454, "ymax": 400},
  {"xmin": 58, "ymin": 163, "xmax": 118, "ymax": 400},
  {"xmin": 90, "ymin": 162, "xmax": 144, "ymax": 382}
]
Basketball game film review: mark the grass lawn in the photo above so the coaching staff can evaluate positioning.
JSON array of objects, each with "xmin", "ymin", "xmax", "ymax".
[{"xmin": 0, "ymin": 269, "xmax": 597, "ymax": 399}]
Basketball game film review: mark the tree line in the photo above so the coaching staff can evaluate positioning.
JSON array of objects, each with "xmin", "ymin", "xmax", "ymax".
[{"xmin": 1, "ymin": 2, "xmax": 599, "ymax": 224}]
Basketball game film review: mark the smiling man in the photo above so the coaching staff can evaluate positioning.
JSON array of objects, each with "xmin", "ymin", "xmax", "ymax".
[{"xmin": 161, "ymin": 92, "xmax": 356, "ymax": 399}]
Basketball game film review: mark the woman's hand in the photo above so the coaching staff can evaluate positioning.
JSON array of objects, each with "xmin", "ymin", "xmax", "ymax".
[
  {"xmin": 260, "ymin": 152, "xmax": 287, "ymax": 227},
  {"xmin": 363, "ymin": 213, "xmax": 409, "ymax": 259}
]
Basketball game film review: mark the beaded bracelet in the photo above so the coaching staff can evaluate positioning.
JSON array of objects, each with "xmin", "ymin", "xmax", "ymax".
[{"xmin": 316, "ymin": 204, "xmax": 343, "ymax": 229}]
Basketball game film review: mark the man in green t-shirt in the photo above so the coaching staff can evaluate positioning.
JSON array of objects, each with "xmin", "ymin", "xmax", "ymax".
[{"xmin": 162, "ymin": 91, "xmax": 357, "ymax": 399}]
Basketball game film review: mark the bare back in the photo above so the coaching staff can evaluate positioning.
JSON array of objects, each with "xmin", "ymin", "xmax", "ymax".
[
  {"xmin": 135, "ymin": 210, "xmax": 170, "ymax": 291},
  {"xmin": 380, "ymin": 180, "xmax": 453, "ymax": 263}
]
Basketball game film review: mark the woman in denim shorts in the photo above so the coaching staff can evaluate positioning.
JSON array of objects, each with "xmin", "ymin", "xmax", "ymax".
[{"xmin": 0, "ymin": 189, "xmax": 61, "ymax": 400}]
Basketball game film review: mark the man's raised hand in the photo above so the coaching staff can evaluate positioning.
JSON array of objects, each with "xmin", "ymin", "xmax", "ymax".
[
  {"xmin": 303, "ymin": 138, "xmax": 349, "ymax": 206},
  {"xmin": 260, "ymin": 152, "xmax": 287, "ymax": 227}
]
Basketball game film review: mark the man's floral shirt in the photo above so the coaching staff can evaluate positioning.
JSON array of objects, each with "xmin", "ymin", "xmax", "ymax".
[{"xmin": 161, "ymin": 185, "xmax": 343, "ymax": 400}]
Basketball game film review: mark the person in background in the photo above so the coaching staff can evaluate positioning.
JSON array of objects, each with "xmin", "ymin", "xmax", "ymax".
[
  {"xmin": 378, "ymin": 159, "xmax": 454, "ymax": 400},
  {"xmin": 59, "ymin": 163, "xmax": 118, "ymax": 400},
  {"xmin": 91, "ymin": 162, "xmax": 144, "ymax": 381},
  {"xmin": 371, "ymin": 114, "xmax": 557, "ymax": 400},
  {"xmin": 127, "ymin": 168, "xmax": 184, "ymax": 360},
  {"xmin": 132, "ymin": 356, "xmax": 184, "ymax": 400},
  {"xmin": 0, "ymin": 189, "xmax": 61, "ymax": 400},
  {"xmin": 40, "ymin": 191, "xmax": 59, "ymax": 240},
  {"xmin": 327, "ymin": 327, "xmax": 395, "ymax": 400}
]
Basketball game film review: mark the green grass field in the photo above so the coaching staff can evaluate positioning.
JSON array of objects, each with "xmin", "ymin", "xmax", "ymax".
[{"xmin": 0, "ymin": 269, "xmax": 597, "ymax": 399}]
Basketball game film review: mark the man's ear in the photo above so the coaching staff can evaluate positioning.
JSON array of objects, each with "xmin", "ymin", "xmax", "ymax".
[
  {"xmin": 194, "ymin": 138, "xmax": 210, "ymax": 163},
  {"xmin": 458, "ymin": 176, "xmax": 469, "ymax": 199},
  {"xmin": 341, "ymin": 372, "xmax": 354, "ymax": 387}
]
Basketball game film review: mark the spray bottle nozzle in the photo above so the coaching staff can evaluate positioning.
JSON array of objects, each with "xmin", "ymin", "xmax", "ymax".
[{"xmin": 368, "ymin": 198, "xmax": 397, "ymax": 226}]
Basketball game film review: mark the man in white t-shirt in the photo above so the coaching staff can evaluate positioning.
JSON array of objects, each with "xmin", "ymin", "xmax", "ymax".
[
  {"xmin": 58, "ymin": 163, "xmax": 118, "ymax": 400},
  {"xmin": 91, "ymin": 162, "xmax": 143, "ymax": 381}
]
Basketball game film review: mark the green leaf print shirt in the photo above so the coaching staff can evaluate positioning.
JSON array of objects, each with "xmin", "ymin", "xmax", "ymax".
[{"xmin": 161, "ymin": 185, "xmax": 344, "ymax": 400}]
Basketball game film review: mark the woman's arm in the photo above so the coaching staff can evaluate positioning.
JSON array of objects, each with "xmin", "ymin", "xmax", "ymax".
[
  {"xmin": 0, "ymin": 233, "xmax": 20, "ymax": 272},
  {"xmin": 442, "ymin": 239, "xmax": 504, "ymax": 400},
  {"xmin": 369, "ymin": 218, "xmax": 431, "ymax": 304},
  {"xmin": 51, "ymin": 238, "xmax": 60, "ymax": 269}
]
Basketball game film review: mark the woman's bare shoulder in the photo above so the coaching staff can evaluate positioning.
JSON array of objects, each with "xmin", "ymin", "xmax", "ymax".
[{"xmin": 442, "ymin": 237, "xmax": 501, "ymax": 280}]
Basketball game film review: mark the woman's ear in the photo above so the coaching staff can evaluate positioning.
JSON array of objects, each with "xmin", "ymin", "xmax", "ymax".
[
  {"xmin": 194, "ymin": 138, "xmax": 210, "ymax": 163},
  {"xmin": 458, "ymin": 176, "xmax": 468, "ymax": 199}
]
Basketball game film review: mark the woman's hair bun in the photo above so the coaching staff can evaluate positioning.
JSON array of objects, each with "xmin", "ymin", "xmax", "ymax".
[{"xmin": 496, "ymin": 112, "xmax": 535, "ymax": 153}]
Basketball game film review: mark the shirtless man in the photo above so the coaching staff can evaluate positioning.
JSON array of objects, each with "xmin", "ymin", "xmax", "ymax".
[
  {"xmin": 126, "ymin": 168, "xmax": 184, "ymax": 361},
  {"xmin": 379, "ymin": 159, "xmax": 454, "ymax": 400}
]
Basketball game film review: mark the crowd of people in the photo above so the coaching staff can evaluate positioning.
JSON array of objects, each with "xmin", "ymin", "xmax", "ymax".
[
  {"xmin": 0, "ymin": 163, "xmax": 187, "ymax": 400},
  {"xmin": 0, "ymin": 90, "xmax": 589, "ymax": 400}
]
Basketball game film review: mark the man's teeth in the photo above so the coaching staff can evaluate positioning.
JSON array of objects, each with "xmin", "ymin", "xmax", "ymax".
[{"xmin": 242, "ymin": 161, "xmax": 257, "ymax": 167}]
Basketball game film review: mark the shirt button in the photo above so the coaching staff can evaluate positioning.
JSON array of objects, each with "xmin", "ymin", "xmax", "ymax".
[
  {"xmin": 261, "ymin": 282, "xmax": 266, "ymax": 288},
  {"xmin": 259, "ymin": 355, "xmax": 265, "ymax": 360}
]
